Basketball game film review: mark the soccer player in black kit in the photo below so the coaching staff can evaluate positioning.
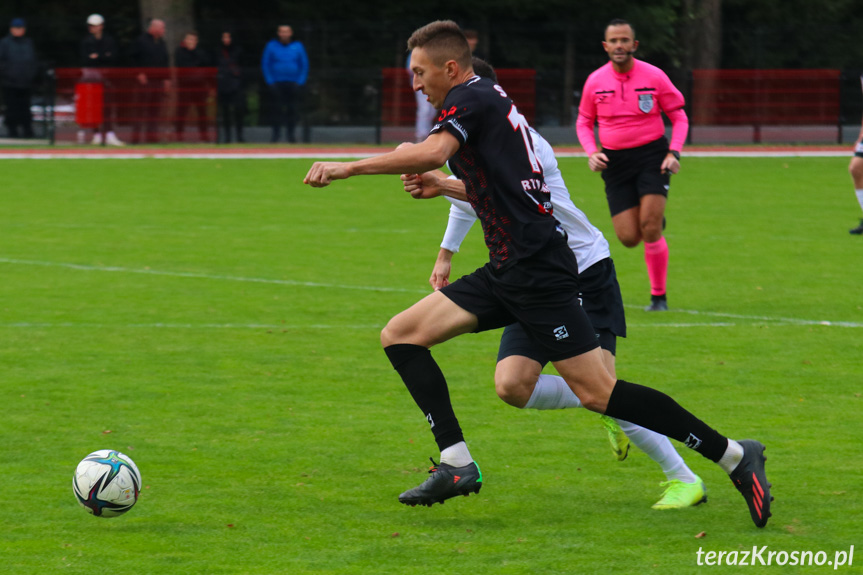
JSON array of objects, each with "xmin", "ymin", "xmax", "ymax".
[{"xmin": 304, "ymin": 20, "xmax": 773, "ymax": 528}]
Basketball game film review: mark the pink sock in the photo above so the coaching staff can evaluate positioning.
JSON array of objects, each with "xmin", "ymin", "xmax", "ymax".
[{"xmin": 644, "ymin": 237, "xmax": 668, "ymax": 296}]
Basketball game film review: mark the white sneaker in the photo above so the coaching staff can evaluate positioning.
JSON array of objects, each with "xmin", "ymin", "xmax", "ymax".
[
  {"xmin": 77, "ymin": 130, "xmax": 86, "ymax": 144},
  {"xmin": 105, "ymin": 131, "xmax": 125, "ymax": 147},
  {"xmin": 92, "ymin": 133, "xmax": 103, "ymax": 145}
]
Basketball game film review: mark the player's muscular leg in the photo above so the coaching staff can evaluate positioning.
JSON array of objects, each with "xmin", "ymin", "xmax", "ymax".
[
  {"xmin": 850, "ymin": 156, "xmax": 863, "ymax": 188},
  {"xmin": 611, "ymin": 206, "xmax": 642, "ymax": 247},
  {"xmin": 381, "ymin": 290, "xmax": 478, "ymax": 349},
  {"xmin": 639, "ymin": 194, "xmax": 667, "ymax": 243},
  {"xmin": 600, "ymin": 349, "xmax": 617, "ymax": 379},
  {"xmin": 552, "ymin": 347, "xmax": 617, "ymax": 413},
  {"xmin": 494, "ymin": 356, "xmax": 543, "ymax": 408}
]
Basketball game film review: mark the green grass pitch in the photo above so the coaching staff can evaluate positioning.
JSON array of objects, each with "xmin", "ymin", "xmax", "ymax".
[{"xmin": 0, "ymin": 156, "xmax": 860, "ymax": 574}]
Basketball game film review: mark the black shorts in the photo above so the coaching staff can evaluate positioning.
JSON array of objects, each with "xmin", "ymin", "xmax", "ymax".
[
  {"xmin": 440, "ymin": 238, "xmax": 599, "ymax": 362},
  {"xmin": 601, "ymin": 136, "xmax": 670, "ymax": 217},
  {"xmin": 496, "ymin": 257, "xmax": 626, "ymax": 365}
]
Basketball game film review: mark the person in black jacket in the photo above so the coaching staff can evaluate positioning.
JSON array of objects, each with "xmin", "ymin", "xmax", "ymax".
[
  {"xmin": 79, "ymin": 14, "xmax": 123, "ymax": 145},
  {"xmin": 174, "ymin": 31, "xmax": 210, "ymax": 142},
  {"xmin": 127, "ymin": 18, "xmax": 169, "ymax": 143},
  {"xmin": 0, "ymin": 18, "xmax": 38, "ymax": 138},
  {"xmin": 215, "ymin": 30, "xmax": 245, "ymax": 143}
]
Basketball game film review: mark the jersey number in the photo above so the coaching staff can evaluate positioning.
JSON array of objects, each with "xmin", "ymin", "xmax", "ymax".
[{"xmin": 505, "ymin": 102, "xmax": 541, "ymax": 174}]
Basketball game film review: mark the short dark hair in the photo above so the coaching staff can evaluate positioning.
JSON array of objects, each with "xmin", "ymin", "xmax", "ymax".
[
  {"xmin": 407, "ymin": 20, "xmax": 471, "ymax": 69},
  {"xmin": 471, "ymin": 57, "xmax": 497, "ymax": 83},
  {"xmin": 606, "ymin": 18, "xmax": 635, "ymax": 39}
]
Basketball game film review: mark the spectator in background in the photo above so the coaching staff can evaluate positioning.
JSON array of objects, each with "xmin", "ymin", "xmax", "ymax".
[
  {"xmin": 79, "ymin": 13, "xmax": 123, "ymax": 146},
  {"xmin": 463, "ymin": 29, "xmax": 485, "ymax": 60},
  {"xmin": 216, "ymin": 30, "xmax": 245, "ymax": 143},
  {"xmin": 174, "ymin": 31, "xmax": 210, "ymax": 142},
  {"xmin": 0, "ymin": 18, "xmax": 38, "ymax": 138},
  {"xmin": 128, "ymin": 18, "xmax": 169, "ymax": 144},
  {"xmin": 261, "ymin": 24, "xmax": 308, "ymax": 143}
]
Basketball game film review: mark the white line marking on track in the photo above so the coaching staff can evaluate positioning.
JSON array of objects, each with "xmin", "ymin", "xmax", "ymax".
[{"xmin": 0, "ymin": 150, "xmax": 849, "ymax": 159}]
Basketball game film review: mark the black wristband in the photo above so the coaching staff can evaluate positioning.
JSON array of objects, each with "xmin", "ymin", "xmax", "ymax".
[{"xmin": 670, "ymin": 150, "xmax": 681, "ymax": 160}]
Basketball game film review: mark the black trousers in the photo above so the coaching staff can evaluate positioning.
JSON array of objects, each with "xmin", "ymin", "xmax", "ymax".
[
  {"xmin": 218, "ymin": 89, "xmax": 245, "ymax": 142},
  {"xmin": 2, "ymin": 86, "xmax": 33, "ymax": 137},
  {"xmin": 270, "ymin": 81, "xmax": 301, "ymax": 142}
]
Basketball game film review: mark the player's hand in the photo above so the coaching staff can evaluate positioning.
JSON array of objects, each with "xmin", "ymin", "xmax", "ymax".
[
  {"xmin": 661, "ymin": 154, "xmax": 680, "ymax": 175},
  {"xmin": 304, "ymin": 162, "xmax": 350, "ymax": 187},
  {"xmin": 588, "ymin": 152, "xmax": 608, "ymax": 172},
  {"xmin": 401, "ymin": 171, "xmax": 443, "ymax": 199},
  {"xmin": 429, "ymin": 250, "xmax": 453, "ymax": 290}
]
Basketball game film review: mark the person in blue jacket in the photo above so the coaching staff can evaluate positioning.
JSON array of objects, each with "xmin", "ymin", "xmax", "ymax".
[{"xmin": 261, "ymin": 25, "xmax": 308, "ymax": 143}]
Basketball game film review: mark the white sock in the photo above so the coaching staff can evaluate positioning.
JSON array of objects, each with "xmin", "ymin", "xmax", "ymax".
[
  {"xmin": 717, "ymin": 439, "xmax": 744, "ymax": 474},
  {"xmin": 524, "ymin": 374, "xmax": 583, "ymax": 410},
  {"xmin": 856, "ymin": 189, "xmax": 863, "ymax": 211},
  {"xmin": 617, "ymin": 420, "xmax": 698, "ymax": 483},
  {"xmin": 440, "ymin": 441, "xmax": 472, "ymax": 467}
]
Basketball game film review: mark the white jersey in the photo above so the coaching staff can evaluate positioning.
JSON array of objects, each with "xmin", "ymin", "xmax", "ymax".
[{"xmin": 441, "ymin": 127, "xmax": 610, "ymax": 273}]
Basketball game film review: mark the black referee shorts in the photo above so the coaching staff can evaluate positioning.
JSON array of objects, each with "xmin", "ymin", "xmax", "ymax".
[
  {"xmin": 496, "ymin": 257, "xmax": 626, "ymax": 365},
  {"xmin": 440, "ymin": 238, "xmax": 599, "ymax": 363},
  {"xmin": 601, "ymin": 136, "xmax": 671, "ymax": 217}
]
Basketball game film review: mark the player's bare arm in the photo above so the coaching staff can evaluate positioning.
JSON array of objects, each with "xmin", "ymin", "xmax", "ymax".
[{"xmin": 304, "ymin": 131, "xmax": 460, "ymax": 187}]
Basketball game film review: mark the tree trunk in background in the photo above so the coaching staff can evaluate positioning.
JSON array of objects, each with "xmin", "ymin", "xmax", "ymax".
[
  {"xmin": 562, "ymin": 26, "xmax": 575, "ymax": 126},
  {"xmin": 139, "ymin": 0, "xmax": 195, "ymax": 65},
  {"xmin": 683, "ymin": 0, "xmax": 722, "ymax": 125}
]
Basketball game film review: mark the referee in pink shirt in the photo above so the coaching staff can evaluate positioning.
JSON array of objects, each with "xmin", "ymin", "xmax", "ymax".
[{"xmin": 577, "ymin": 19, "xmax": 688, "ymax": 312}]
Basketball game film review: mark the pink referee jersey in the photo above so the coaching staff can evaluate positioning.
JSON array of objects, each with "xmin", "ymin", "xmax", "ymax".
[{"xmin": 576, "ymin": 59, "xmax": 688, "ymax": 155}]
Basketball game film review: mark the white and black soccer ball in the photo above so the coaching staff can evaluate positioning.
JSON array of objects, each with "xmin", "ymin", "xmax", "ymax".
[{"xmin": 72, "ymin": 450, "xmax": 142, "ymax": 517}]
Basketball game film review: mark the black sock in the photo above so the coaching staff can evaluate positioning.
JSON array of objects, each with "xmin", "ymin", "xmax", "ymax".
[
  {"xmin": 605, "ymin": 379, "xmax": 727, "ymax": 462},
  {"xmin": 384, "ymin": 344, "xmax": 464, "ymax": 451}
]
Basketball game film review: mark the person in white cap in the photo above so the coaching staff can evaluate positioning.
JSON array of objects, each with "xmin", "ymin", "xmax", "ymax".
[{"xmin": 79, "ymin": 13, "xmax": 124, "ymax": 145}]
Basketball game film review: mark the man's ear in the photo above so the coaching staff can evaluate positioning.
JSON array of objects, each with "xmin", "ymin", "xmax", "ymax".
[{"xmin": 445, "ymin": 60, "xmax": 458, "ymax": 78}]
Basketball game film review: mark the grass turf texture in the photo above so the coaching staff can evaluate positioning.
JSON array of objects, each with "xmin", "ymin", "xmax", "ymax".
[{"xmin": 0, "ymin": 157, "xmax": 860, "ymax": 574}]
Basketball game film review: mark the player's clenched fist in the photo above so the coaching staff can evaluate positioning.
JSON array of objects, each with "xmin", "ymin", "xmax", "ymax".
[{"xmin": 304, "ymin": 162, "xmax": 350, "ymax": 187}]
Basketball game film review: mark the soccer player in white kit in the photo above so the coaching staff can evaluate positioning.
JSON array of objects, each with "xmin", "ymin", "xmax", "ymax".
[{"xmin": 410, "ymin": 63, "xmax": 707, "ymax": 507}]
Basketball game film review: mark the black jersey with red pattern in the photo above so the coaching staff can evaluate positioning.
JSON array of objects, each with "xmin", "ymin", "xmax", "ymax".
[{"xmin": 431, "ymin": 76, "xmax": 561, "ymax": 271}]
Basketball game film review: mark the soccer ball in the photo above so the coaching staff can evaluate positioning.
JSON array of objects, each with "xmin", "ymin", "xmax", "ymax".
[{"xmin": 72, "ymin": 450, "xmax": 142, "ymax": 517}]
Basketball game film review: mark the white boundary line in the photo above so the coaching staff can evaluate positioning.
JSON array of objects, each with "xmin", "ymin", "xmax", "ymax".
[
  {"xmin": 0, "ymin": 322, "xmax": 383, "ymax": 329},
  {"xmin": 0, "ymin": 257, "xmax": 428, "ymax": 294},
  {"xmin": 2, "ymin": 257, "xmax": 861, "ymax": 328}
]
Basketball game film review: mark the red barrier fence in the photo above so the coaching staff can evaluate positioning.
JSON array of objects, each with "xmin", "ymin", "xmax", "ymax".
[
  {"xmin": 54, "ymin": 67, "xmax": 218, "ymax": 145},
  {"xmin": 381, "ymin": 67, "xmax": 536, "ymax": 127},
  {"xmin": 692, "ymin": 69, "xmax": 840, "ymax": 125}
]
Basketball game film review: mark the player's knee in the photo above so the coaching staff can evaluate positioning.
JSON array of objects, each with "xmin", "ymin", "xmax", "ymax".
[
  {"xmin": 640, "ymin": 220, "xmax": 663, "ymax": 243},
  {"xmin": 617, "ymin": 232, "xmax": 641, "ymax": 248},
  {"xmin": 380, "ymin": 317, "xmax": 408, "ymax": 347},
  {"xmin": 494, "ymin": 372, "xmax": 531, "ymax": 408}
]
